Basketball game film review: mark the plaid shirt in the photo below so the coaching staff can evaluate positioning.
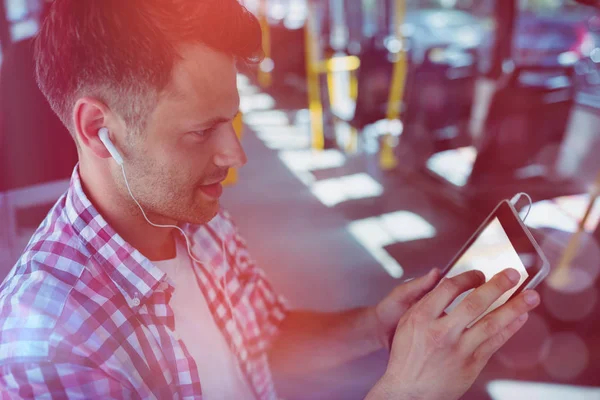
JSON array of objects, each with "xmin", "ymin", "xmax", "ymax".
[{"xmin": 0, "ymin": 168, "xmax": 288, "ymax": 399}]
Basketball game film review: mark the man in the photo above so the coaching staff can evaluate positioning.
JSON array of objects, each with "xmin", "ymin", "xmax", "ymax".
[{"xmin": 0, "ymin": 1, "xmax": 540, "ymax": 399}]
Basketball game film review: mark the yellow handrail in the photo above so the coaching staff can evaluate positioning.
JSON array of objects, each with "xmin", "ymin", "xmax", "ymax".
[
  {"xmin": 380, "ymin": 0, "xmax": 408, "ymax": 170},
  {"xmin": 324, "ymin": 55, "xmax": 361, "ymax": 108},
  {"xmin": 305, "ymin": 11, "xmax": 361, "ymax": 150},
  {"xmin": 305, "ymin": 5, "xmax": 325, "ymax": 151},
  {"xmin": 222, "ymin": 113, "xmax": 245, "ymax": 186},
  {"xmin": 548, "ymin": 170, "xmax": 600, "ymax": 289},
  {"xmin": 258, "ymin": 0, "xmax": 272, "ymax": 88}
]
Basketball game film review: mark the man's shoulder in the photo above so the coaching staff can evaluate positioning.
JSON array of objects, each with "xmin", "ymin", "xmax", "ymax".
[
  {"xmin": 0, "ymin": 214, "xmax": 115, "ymax": 364},
  {"xmin": 4, "ymin": 205, "xmax": 90, "ymax": 294},
  {"xmin": 0, "ymin": 256, "xmax": 81, "ymax": 364}
]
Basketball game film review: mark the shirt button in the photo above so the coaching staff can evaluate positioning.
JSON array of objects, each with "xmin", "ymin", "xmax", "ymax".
[
  {"xmin": 132, "ymin": 298, "xmax": 141, "ymax": 307},
  {"xmin": 158, "ymin": 281, "xmax": 169, "ymax": 291}
]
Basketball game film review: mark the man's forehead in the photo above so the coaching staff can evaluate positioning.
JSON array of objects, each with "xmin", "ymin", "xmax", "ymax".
[{"xmin": 164, "ymin": 43, "xmax": 238, "ymax": 104}]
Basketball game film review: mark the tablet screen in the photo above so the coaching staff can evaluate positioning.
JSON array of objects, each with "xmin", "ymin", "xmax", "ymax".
[{"xmin": 444, "ymin": 216, "xmax": 530, "ymax": 323}]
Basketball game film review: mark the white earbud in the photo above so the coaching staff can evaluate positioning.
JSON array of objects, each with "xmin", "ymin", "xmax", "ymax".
[{"xmin": 98, "ymin": 127, "xmax": 124, "ymax": 166}]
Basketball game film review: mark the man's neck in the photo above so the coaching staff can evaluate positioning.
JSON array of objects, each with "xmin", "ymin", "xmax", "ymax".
[{"xmin": 79, "ymin": 163, "xmax": 176, "ymax": 261}]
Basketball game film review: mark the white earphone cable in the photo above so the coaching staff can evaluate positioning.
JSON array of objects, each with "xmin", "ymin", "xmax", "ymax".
[
  {"xmin": 510, "ymin": 192, "xmax": 533, "ymax": 223},
  {"xmin": 120, "ymin": 164, "xmax": 235, "ymax": 313}
]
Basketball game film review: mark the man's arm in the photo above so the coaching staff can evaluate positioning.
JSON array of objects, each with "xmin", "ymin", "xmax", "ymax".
[
  {"xmin": 268, "ymin": 270, "xmax": 441, "ymax": 380},
  {"xmin": 268, "ymin": 308, "xmax": 383, "ymax": 379}
]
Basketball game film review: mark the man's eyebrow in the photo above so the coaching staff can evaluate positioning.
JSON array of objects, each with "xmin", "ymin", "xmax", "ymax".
[{"xmin": 201, "ymin": 111, "xmax": 240, "ymax": 127}]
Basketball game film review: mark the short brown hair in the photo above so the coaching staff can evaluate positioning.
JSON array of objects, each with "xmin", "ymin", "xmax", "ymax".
[{"xmin": 35, "ymin": 0, "xmax": 262, "ymax": 136}]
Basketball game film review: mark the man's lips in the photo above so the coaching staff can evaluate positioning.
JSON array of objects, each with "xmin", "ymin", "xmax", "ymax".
[
  {"xmin": 198, "ymin": 175, "xmax": 227, "ymax": 199},
  {"xmin": 202, "ymin": 176, "xmax": 228, "ymax": 186},
  {"xmin": 199, "ymin": 183, "xmax": 223, "ymax": 199}
]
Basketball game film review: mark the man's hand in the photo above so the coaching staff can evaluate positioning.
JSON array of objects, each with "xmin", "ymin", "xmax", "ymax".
[
  {"xmin": 373, "ymin": 268, "xmax": 442, "ymax": 350},
  {"xmin": 367, "ymin": 269, "xmax": 541, "ymax": 400}
]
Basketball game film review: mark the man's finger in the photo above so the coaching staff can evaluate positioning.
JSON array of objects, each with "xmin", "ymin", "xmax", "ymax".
[
  {"xmin": 395, "ymin": 268, "xmax": 441, "ymax": 306},
  {"xmin": 459, "ymin": 290, "xmax": 539, "ymax": 354},
  {"xmin": 471, "ymin": 312, "xmax": 529, "ymax": 366},
  {"xmin": 445, "ymin": 269, "xmax": 521, "ymax": 332},
  {"xmin": 415, "ymin": 270, "xmax": 486, "ymax": 319}
]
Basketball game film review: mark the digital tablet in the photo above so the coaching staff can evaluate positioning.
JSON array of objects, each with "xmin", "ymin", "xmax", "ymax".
[{"xmin": 441, "ymin": 199, "xmax": 550, "ymax": 324}]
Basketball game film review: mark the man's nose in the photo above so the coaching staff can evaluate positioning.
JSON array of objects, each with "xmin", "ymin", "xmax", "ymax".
[{"xmin": 212, "ymin": 123, "xmax": 247, "ymax": 169}]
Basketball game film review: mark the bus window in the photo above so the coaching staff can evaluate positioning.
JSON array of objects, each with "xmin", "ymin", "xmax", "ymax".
[{"xmin": 5, "ymin": 0, "xmax": 42, "ymax": 42}]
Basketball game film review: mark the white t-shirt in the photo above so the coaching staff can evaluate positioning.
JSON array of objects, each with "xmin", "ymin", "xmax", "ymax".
[{"xmin": 153, "ymin": 240, "xmax": 255, "ymax": 400}]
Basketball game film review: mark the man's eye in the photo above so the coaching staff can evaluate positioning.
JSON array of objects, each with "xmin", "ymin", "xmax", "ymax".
[{"xmin": 194, "ymin": 126, "xmax": 216, "ymax": 138}]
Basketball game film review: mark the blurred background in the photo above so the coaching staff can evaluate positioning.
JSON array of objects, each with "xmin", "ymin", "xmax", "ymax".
[{"xmin": 1, "ymin": 0, "xmax": 600, "ymax": 399}]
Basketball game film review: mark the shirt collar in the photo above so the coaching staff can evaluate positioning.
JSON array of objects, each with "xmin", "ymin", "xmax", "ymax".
[{"xmin": 65, "ymin": 165, "xmax": 169, "ymax": 311}]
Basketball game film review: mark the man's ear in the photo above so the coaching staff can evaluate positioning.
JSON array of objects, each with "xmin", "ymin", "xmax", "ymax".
[{"xmin": 72, "ymin": 97, "xmax": 120, "ymax": 161}]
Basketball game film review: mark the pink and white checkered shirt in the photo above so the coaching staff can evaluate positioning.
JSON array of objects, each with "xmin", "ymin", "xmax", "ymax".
[{"xmin": 0, "ymin": 167, "xmax": 288, "ymax": 399}]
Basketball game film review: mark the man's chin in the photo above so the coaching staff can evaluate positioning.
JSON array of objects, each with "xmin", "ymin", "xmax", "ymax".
[{"xmin": 182, "ymin": 200, "xmax": 220, "ymax": 225}]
